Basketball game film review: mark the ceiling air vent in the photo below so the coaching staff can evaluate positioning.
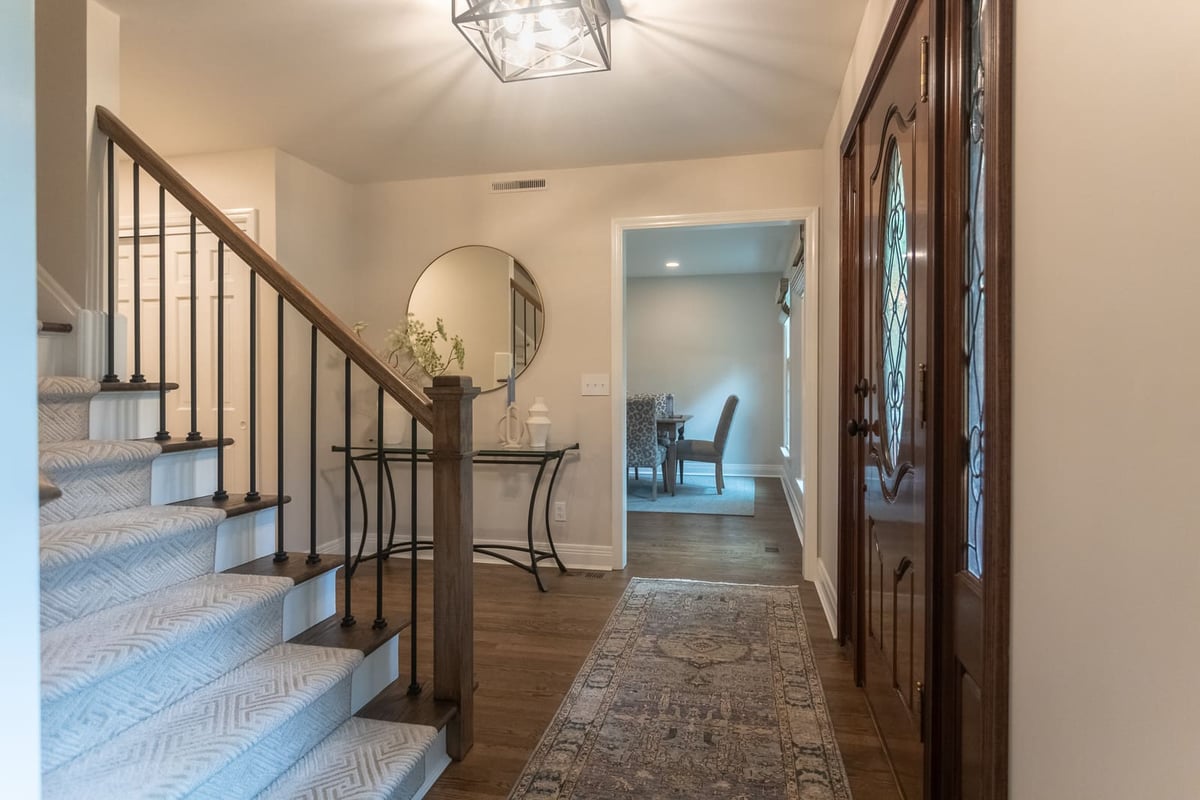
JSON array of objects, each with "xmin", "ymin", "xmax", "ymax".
[{"xmin": 490, "ymin": 178, "xmax": 548, "ymax": 194}]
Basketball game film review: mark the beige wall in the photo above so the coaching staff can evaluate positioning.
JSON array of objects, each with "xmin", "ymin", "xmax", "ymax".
[
  {"xmin": 1010, "ymin": 0, "xmax": 1200, "ymax": 795},
  {"xmin": 627, "ymin": 273, "xmax": 783, "ymax": 469},
  {"xmin": 355, "ymin": 151, "xmax": 821, "ymax": 560},
  {"xmin": 36, "ymin": 0, "xmax": 90, "ymax": 308}
]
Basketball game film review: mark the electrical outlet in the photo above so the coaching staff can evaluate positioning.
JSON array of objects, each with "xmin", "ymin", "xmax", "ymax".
[
  {"xmin": 581, "ymin": 373, "xmax": 610, "ymax": 396},
  {"xmin": 554, "ymin": 501, "xmax": 567, "ymax": 522}
]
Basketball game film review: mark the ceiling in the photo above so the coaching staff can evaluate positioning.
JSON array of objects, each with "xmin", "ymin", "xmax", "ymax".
[
  {"xmin": 101, "ymin": 0, "xmax": 869, "ymax": 183},
  {"xmin": 624, "ymin": 221, "xmax": 802, "ymax": 279}
]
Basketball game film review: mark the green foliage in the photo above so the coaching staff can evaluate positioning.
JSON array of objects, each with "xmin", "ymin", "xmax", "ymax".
[{"xmin": 356, "ymin": 314, "xmax": 466, "ymax": 379}]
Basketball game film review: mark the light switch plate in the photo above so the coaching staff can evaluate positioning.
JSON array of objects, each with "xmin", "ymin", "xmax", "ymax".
[{"xmin": 581, "ymin": 373, "xmax": 610, "ymax": 396}]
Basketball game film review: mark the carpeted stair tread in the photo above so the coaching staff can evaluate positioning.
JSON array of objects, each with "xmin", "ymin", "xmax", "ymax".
[
  {"xmin": 43, "ymin": 643, "xmax": 363, "ymax": 800},
  {"xmin": 39, "ymin": 438, "xmax": 162, "ymax": 472},
  {"xmin": 40, "ymin": 505, "xmax": 227, "ymax": 628},
  {"xmin": 41, "ymin": 572, "xmax": 294, "ymax": 771},
  {"xmin": 255, "ymin": 717, "xmax": 436, "ymax": 800},
  {"xmin": 38, "ymin": 377, "xmax": 101, "ymax": 443},
  {"xmin": 39, "ymin": 439, "xmax": 162, "ymax": 523}
]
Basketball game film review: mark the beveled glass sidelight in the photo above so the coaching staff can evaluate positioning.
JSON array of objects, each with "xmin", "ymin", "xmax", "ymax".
[
  {"xmin": 453, "ymin": 0, "xmax": 612, "ymax": 83},
  {"xmin": 964, "ymin": 0, "xmax": 987, "ymax": 578},
  {"xmin": 882, "ymin": 144, "xmax": 911, "ymax": 470}
]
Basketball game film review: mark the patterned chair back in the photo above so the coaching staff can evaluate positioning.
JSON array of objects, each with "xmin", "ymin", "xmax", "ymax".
[{"xmin": 626, "ymin": 395, "xmax": 662, "ymax": 467}]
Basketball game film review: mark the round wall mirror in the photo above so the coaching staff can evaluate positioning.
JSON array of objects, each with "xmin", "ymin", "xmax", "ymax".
[{"xmin": 407, "ymin": 246, "xmax": 545, "ymax": 393}]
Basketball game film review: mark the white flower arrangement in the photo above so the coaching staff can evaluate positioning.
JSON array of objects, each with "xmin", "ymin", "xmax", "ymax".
[{"xmin": 354, "ymin": 315, "xmax": 465, "ymax": 382}]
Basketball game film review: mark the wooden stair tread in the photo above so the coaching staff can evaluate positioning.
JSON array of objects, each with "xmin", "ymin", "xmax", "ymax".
[
  {"xmin": 223, "ymin": 553, "xmax": 345, "ymax": 585},
  {"xmin": 171, "ymin": 493, "xmax": 291, "ymax": 518},
  {"xmin": 138, "ymin": 435, "xmax": 233, "ymax": 454},
  {"xmin": 290, "ymin": 613, "xmax": 411, "ymax": 657},
  {"xmin": 99, "ymin": 381, "xmax": 180, "ymax": 392},
  {"xmin": 356, "ymin": 680, "xmax": 458, "ymax": 730}
]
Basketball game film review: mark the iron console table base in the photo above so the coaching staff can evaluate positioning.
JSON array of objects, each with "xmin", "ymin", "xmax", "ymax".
[{"xmin": 333, "ymin": 442, "xmax": 579, "ymax": 591}]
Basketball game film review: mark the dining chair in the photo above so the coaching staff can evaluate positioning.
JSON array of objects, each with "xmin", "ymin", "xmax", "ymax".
[
  {"xmin": 676, "ymin": 395, "xmax": 739, "ymax": 494},
  {"xmin": 628, "ymin": 392, "xmax": 672, "ymax": 481},
  {"xmin": 626, "ymin": 395, "xmax": 668, "ymax": 500}
]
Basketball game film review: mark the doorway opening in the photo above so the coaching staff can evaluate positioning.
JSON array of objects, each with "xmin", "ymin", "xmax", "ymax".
[{"xmin": 609, "ymin": 208, "xmax": 820, "ymax": 577}]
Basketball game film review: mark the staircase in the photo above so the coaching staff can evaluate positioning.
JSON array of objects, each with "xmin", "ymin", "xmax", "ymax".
[{"xmin": 38, "ymin": 377, "xmax": 447, "ymax": 799}]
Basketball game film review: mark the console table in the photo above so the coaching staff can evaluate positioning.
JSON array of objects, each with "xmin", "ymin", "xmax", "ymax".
[{"xmin": 332, "ymin": 442, "xmax": 579, "ymax": 591}]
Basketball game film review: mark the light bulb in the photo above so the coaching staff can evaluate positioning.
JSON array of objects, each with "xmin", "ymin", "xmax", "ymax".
[
  {"xmin": 538, "ymin": 9, "xmax": 562, "ymax": 31},
  {"xmin": 502, "ymin": 13, "xmax": 523, "ymax": 35}
]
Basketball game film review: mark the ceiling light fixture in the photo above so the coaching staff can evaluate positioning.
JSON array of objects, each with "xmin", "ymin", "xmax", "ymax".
[
  {"xmin": 453, "ymin": 0, "xmax": 612, "ymax": 83},
  {"xmin": 665, "ymin": 261, "xmax": 680, "ymax": 269}
]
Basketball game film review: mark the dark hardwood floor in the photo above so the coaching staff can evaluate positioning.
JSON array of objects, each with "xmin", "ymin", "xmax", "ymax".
[{"xmin": 347, "ymin": 478, "xmax": 899, "ymax": 799}]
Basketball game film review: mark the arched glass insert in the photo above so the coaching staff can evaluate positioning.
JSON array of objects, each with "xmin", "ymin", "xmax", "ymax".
[{"xmin": 882, "ymin": 144, "xmax": 910, "ymax": 469}]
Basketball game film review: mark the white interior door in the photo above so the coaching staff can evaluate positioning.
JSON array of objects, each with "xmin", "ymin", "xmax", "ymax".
[{"xmin": 117, "ymin": 213, "xmax": 255, "ymax": 495}]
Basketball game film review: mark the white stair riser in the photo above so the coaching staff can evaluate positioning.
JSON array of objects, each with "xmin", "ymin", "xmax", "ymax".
[
  {"xmin": 151, "ymin": 448, "xmax": 218, "ymax": 505},
  {"xmin": 214, "ymin": 508, "xmax": 278, "ymax": 571},
  {"xmin": 351, "ymin": 634, "xmax": 400, "ymax": 713},
  {"xmin": 89, "ymin": 392, "xmax": 160, "ymax": 440},
  {"xmin": 282, "ymin": 570, "xmax": 339, "ymax": 640},
  {"xmin": 412, "ymin": 727, "xmax": 451, "ymax": 800}
]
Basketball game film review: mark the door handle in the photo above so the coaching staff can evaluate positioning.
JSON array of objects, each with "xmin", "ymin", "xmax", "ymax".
[
  {"xmin": 853, "ymin": 378, "xmax": 870, "ymax": 398},
  {"xmin": 846, "ymin": 418, "xmax": 869, "ymax": 437}
]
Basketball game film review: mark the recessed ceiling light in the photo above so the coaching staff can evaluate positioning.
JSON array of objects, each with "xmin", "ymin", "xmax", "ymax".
[{"xmin": 665, "ymin": 261, "xmax": 680, "ymax": 268}]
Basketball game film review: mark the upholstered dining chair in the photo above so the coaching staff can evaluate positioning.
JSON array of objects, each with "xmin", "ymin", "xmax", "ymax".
[
  {"xmin": 626, "ymin": 394, "xmax": 668, "ymax": 500},
  {"xmin": 676, "ymin": 395, "xmax": 739, "ymax": 494}
]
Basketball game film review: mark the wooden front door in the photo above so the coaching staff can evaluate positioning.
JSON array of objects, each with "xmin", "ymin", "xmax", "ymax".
[
  {"xmin": 840, "ymin": 1, "xmax": 1014, "ymax": 798},
  {"xmin": 847, "ymin": 2, "xmax": 932, "ymax": 797}
]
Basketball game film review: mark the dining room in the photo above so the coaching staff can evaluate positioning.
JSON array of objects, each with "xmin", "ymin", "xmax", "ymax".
[{"xmin": 622, "ymin": 220, "xmax": 799, "ymax": 518}]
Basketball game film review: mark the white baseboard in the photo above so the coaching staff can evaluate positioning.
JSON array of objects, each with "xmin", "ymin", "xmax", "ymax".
[
  {"xmin": 814, "ymin": 558, "xmax": 838, "ymax": 639},
  {"xmin": 780, "ymin": 474, "xmax": 805, "ymax": 547},
  {"xmin": 675, "ymin": 463, "xmax": 782, "ymax": 479},
  {"xmin": 318, "ymin": 536, "xmax": 614, "ymax": 572}
]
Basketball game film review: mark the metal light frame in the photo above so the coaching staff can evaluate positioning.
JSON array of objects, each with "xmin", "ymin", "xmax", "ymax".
[{"xmin": 453, "ymin": 0, "xmax": 612, "ymax": 83}]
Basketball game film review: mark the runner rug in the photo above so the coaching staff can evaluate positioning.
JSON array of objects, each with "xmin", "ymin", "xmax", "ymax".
[{"xmin": 509, "ymin": 578, "xmax": 852, "ymax": 800}]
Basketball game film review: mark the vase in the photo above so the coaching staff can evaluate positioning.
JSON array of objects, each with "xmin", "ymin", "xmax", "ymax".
[
  {"xmin": 497, "ymin": 402, "xmax": 523, "ymax": 449},
  {"xmin": 525, "ymin": 396, "xmax": 551, "ymax": 449}
]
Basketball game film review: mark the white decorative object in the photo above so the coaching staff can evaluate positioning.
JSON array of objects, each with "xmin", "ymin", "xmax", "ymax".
[
  {"xmin": 525, "ymin": 396, "xmax": 551, "ymax": 449},
  {"xmin": 497, "ymin": 402, "xmax": 523, "ymax": 449}
]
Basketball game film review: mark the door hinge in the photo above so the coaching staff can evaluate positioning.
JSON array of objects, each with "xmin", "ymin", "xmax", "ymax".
[{"xmin": 919, "ymin": 36, "xmax": 930, "ymax": 103}]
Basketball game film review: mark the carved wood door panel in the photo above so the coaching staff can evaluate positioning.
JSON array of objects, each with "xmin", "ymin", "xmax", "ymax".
[{"xmin": 851, "ymin": 2, "xmax": 931, "ymax": 797}]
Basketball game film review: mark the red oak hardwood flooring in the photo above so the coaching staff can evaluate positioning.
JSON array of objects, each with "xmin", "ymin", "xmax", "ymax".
[{"xmin": 348, "ymin": 478, "xmax": 899, "ymax": 799}]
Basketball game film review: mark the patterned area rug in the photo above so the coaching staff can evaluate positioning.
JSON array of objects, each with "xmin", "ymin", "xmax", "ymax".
[
  {"xmin": 626, "ymin": 475, "xmax": 756, "ymax": 516},
  {"xmin": 509, "ymin": 579, "xmax": 851, "ymax": 800}
]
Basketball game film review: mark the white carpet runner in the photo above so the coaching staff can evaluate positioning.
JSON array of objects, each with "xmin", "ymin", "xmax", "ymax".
[{"xmin": 38, "ymin": 378, "xmax": 436, "ymax": 799}]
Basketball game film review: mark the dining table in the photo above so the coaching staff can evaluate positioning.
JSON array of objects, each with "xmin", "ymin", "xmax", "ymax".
[{"xmin": 655, "ymin": 414, "xmax": 692, "ymax": 495}]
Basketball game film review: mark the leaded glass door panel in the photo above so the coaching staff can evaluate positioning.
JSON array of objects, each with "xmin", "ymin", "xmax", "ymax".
[{"xmin": 850, "ymin": 1, "xmax": 932, "ymax": 796}]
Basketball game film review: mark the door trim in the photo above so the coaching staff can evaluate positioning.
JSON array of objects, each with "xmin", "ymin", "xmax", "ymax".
[{"xmin": 836, "ymin": 0, "xmax": 1013, "ymax": 797}]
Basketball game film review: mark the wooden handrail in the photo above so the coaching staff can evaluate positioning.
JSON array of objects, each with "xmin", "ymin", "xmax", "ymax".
[{"xmin": 96, "ymin": 106, "xmax": 434, "ymax": 430}]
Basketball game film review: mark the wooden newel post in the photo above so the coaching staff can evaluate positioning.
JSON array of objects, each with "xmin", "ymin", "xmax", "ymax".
[{"xmin": 426, "ymin": 374, "xmax": 479, "ymax": 760}]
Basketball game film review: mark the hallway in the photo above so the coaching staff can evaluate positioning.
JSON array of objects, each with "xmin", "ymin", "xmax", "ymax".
[{"xmin": 407, "ymin": 477, "xmax": 901, "ymax": 799}]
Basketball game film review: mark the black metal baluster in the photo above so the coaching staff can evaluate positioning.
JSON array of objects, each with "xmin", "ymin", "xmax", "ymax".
[
  {"xmin": 342, "ymin": 358, "xmax": 356, "ymax": 628},
  {"xmin": 186, "ymin": 215, "xmax": 201, "ymax": 441},
  {"xmin": 155, "ymin": 185, "xmax": 169, "ymax": 441},
  {"xmin": 374, "ymin": 388, "xmax": 387, "ymax": 629},
  {"xmin": 213, "ymin": 242, "xmax": 227, "ymax": 501},
  {"xmin": 408, "ymin": 413, "xmax": 420, "ymax": 694},
  {"xmin": 275, "ymin": 295, "xmax": 287, "ymax": 563},
  {"xmin": 307, "ymin": 325, "xmax": 320, "ymax": 565},
  {"xmin": 102, "ymin": 139, "xmax": 117, "ymax": 384},
  {"xmin": 245, "ymin": 272, "xmax": 260, "ymax": 502},
  {"xmin": 130, "ymin": 164, "xmax": 144, "ymax": 383}
]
